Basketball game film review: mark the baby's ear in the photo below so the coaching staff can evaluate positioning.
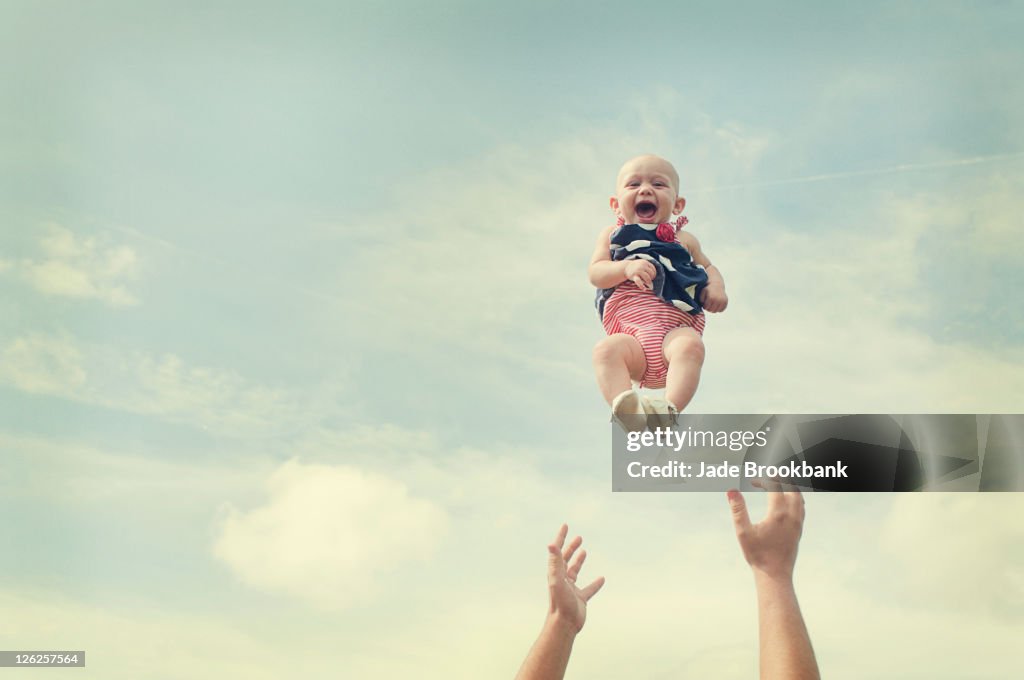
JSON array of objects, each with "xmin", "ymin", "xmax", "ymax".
[
  {"xmin": 609, "ymin": 196, "xmax": 620, "ymax": 213},
  {"xmin": 673, "ymin": 196, "xmax": 686, "ymax": 214}
]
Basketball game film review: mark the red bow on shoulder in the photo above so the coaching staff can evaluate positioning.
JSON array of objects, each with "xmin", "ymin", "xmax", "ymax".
[{"xmin": 655, "ymin": 216, "xmax": 688, "ymax": 242}]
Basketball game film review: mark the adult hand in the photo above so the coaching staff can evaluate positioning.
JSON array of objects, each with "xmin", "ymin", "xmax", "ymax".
[
  {"xmin": 547, "ymin": 524, "xmax": 605, "ymax": 633},
  {"xmin": 727, "ymin": 485, "xmax": 820, "ymax": 679},
  {"xmin": 514, "ymin": 526, "xmax": 605, "ymax": 680},
  {"xmin": 727, "ymin": 484, "xmax": 804, "ymax": 580}
]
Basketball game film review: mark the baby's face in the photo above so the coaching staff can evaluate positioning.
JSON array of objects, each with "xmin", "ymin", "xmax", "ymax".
[{"xmin": 611, "ymin": 156, "xmax": 685, "ymax": 225}]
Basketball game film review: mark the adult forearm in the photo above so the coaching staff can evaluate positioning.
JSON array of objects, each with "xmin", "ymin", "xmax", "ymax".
[
  {"xmin": 514, "ymin": 614, "xmax": 577, "ymax": 680},
  {"xmin": 588, "ymin": 260, "xmax": 629, "ymax": 288},
  {"xmin": 754, "ymin": 572, "xmax": 819, "ymax": 680}
]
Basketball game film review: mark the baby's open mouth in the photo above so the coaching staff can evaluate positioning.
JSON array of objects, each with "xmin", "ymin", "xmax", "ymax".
[{"xmin": 635, "ymin": 201, "xmax": 657, "ymax": 221}]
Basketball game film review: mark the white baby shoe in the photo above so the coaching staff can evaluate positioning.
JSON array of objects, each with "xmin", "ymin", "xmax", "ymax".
[
  {"xmin": 642, "ymin": 396, "xmax": 679, "ymax": 430},
  {"xmin": 611, "ymin": 389, "xmax": 647, "ymax": 433}
]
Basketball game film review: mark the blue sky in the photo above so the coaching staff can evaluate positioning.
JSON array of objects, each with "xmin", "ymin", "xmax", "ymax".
[{"xmin": 2, "ymin": 2, "xmax": 1023, "ymax": 678}]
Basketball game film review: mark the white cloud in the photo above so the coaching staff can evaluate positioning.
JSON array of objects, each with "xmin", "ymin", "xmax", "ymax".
[
  {"xmin": 0, "ymin": 331, "xmax": 326, "ymax": 438},
  {"xmin": 878, "ymin": 494, "xmax": 1024, "ymax": 617},
  {"xmin": 5, "ymin": 424, "xmax": 1024, "ymax": 678},
  {"xmin": 10, "ymin": 223, "xmax": 140, "ymax": 306},
  {"xmin": 125, "ymin": 352, "xmax": 314, "ymax": 436},
  {"xmin": 896, "ymin": 170, "xmax": 1024, "ymax": 264},
  {"xmin": 0, "ymin": 332, "xmax": 86, "ymax": 395},
  {"xmin": 689, "ymin": 174, "xmax": 1024, "ymax": 413},
  {"xmin": 307, "ymin": 102, "xmax": 1023, "ymax": 417},
  {"xmin": 213, "ymin": 460, "xmax": 449, "ymax": 609},
  {"xmin": 314, "ymin": 107, "xmax": 779, "ymax": 387},
  {"xmin": 0, "ymin": 431, "xmax": 272, "ymax": 504},
  {"xmin": 0, "ymin": 589, "xmax": 318, "ymax": 680}
]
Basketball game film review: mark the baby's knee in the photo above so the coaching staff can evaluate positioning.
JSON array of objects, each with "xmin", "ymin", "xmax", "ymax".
[
  {"xmin": 664, "ymin": 332, "xmax": 705, "ymax": 364},
  {"xmin": 592, "ymin": 337, "xmax": 623, "ymax": 366},
  {"xmin": 593, "ymin": 335, "xmax": 637, "ymax": 366}
]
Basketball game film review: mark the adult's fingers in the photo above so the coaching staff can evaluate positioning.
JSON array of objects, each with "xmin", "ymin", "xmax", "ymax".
[
  {"xmin": 563, "ymin": 535, "xmax": 583, "ymax": 564},
  {"xmin": 784, "ymin": 484, "xmax": 804, "ymax": 501},
  {"xmin": 547, "ymin": 525, "xmax": 569, "ymax": 583},
  {"xmin": 547, "ymin": 543, "xmax": 566, "ymax": 584},
  {"xmin": 761, "ymin": 478, "xmax": 785, "ymax": 513},
  {"xmin": 580, "ymin": 576, "xmax": 606, "ymax": 602},
  {"xmin": 785, "ymin": 485, "xmax": 806, "ymax": 518},
  {"xmin": 781, "ymin": 482, "xmax": 802, "ymax": 495},
  {"xmin": 552, "ymin": 524, "xmax": 568, "ymax": 551},
  {"xmin": 726, "ymin": 489, "xmax": 751, "ymax": 535},
  {"xmin": 566, "ymin": 548, "xmax": 587, "ymax": 582}
]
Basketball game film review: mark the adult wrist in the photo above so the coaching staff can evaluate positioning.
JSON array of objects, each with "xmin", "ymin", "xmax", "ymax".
[
  {"xmin": 546, "ymin": 611, "xmax": 582, "ymax": 638},
  {"xmin": 752, "ymin": 567, "xmax": 796, "ymax": 589}
]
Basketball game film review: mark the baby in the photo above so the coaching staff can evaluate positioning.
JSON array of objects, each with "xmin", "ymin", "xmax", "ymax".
[{"xmin": 589, "ymin": 154, "xmax": 727, "ymax": 430}]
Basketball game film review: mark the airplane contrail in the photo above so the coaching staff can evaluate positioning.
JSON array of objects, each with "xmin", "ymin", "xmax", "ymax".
[{"xmin": 687, "ymin": 150, "xmax": 1024, "ymax": 194}]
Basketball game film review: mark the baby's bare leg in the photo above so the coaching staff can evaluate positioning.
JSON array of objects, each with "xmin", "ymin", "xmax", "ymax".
[
  {"xmin": 662, "ymin": 327, "xmax": 705, "ymax": 411},
  {"xmin": 592, "ymin": 334, "xmax": 646, "ymax": 404}
]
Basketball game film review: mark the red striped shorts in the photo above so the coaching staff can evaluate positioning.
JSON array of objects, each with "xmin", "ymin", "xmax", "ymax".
[{"xmin": 602, "ymin": 282, "xmax": 705, "ymax": 389}]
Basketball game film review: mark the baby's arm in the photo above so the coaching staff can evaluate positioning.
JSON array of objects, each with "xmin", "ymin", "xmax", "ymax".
[
  {"xmin": 588, "ymin": 225, "xmax": 656, "ymax": 291},
  {"xmin": 679, "ymin": 231, "xmax": 728, "ymax": 313}
]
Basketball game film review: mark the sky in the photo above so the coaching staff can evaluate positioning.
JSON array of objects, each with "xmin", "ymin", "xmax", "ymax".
[{"xmin": 1, "ymin": 1, "xmax": 1023, "ymax": 678}]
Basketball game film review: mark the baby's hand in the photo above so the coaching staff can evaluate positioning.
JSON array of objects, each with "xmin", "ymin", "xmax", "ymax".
[
  {"xmin": 701, "ymin": 283, "xmax": 728, "ymax": 313},
  {"xmin": 623, "ymin": 260, "xmax": 656, "ymax": 290}
]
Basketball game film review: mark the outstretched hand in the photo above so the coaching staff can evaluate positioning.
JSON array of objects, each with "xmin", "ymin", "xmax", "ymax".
[
  {"xmin": 728, "ymin": 485, "xmax": 820, "ymax": 679},
  {"xmin": 547, "ymin": 524, "xmax": 605, "ymax": 633},
  {"xmin": 727, "ymin": 484, "xmax": 805, "ymax": 580}
]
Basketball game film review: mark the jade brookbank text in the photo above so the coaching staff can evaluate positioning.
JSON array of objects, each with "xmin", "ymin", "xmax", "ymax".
[{"xmin": 626, "ymin": 459, "xmax": 849, "ymax": 480}]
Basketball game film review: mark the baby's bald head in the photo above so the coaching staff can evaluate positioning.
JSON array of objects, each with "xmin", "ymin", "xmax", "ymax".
[
  {"xmin": 610, "ymin": 154, "xmax": 686, "ymax": 225},
  {"xmin": 616, "ymin": 154, "xmax": 680, "ymax": 193}
]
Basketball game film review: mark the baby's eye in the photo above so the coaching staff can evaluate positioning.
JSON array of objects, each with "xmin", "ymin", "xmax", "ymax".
[
  {"xmin": 628, "ymin": 182, "xmax": 640, "ymax": 187},
  {"xmin": 654, "ymin": 181, "xmax": 666, "ymax": 187}
]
